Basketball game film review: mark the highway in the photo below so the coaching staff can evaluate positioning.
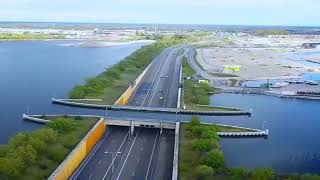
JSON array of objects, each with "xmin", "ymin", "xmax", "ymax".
[
  {"xmin": 128, "ymin": 45, "xmax": 186, "ymax": 108},
  {"xmin": 71, "ymin": 45, "xmax": 183, "ymax": 180}
]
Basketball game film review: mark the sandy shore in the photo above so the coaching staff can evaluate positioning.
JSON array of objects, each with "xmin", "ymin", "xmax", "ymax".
[{"xmin": 196, "ymin": 47, "xmax": 320, "ymax": 80}]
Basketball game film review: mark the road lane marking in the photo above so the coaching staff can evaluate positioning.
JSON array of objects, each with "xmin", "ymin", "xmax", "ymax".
[
  {"xmin": 70, "ymin": 129, "xmax": 111, "ymax": 180},
  {"xmin": 163, "ymin": 49, "xmax": 181, "ymax": 107},
  {"xmin": 145, "ymin": 131, "xmax": 159, "ymax": 180},
  {"xmin": 98, "ymin": 160, "xmax": 102, "ymax": 165},
  {"xmin": 141, "ymin": 48, "xmax": 174, "ymax": 106},
  {"xmin": 148, "ymin": 48, "xmax": 173, "ymax": 106},
  {"xmin": 101, "ymin": 130, "xmax": 130, "ymax": 180},
  {"xmin": 115, "ymin": 129, "xmax": 141, "ymax": 180}
]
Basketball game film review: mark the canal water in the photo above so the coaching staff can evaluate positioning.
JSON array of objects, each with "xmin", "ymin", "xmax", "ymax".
[
  {"xmin": 0, "ymin": 40, "xmax": 149, "ymax": 144},
  {"xmin": 210, "ymin": 93, "xmax": 320, "ymax": 174}
]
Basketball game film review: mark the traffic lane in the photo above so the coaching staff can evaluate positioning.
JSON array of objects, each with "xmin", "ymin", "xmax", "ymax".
[
  {"xmin": 133, "ymin": 56, "xmax": 170, "ymax": 106},
  {"xmin": 162, "ymin": 50, "xmax": 181, "ymax": 108},
  {"xmin": 148, "ymin": 48, "xmax": 181, "ymax": 107},
  {"xmin": 151, "ymin": 129, "xmax": 175, "ymax": 180},
  {"xmin": 100, "ymin": 127, "xmax": 131, "ymax": 180},
  {"xmin": 118, "ymin": 128, "xmax": 160, "ymax": 180},
  {"xmin": 164, "ymin": 54, "xmax": 182, "ymax": 108},
  {"xmin": 74, "ymin": 126, "xmax": 129, "ymax": 180},
  {"xmin": 128, "ymin": 47, "xmax": 173, "ymax": 106}
]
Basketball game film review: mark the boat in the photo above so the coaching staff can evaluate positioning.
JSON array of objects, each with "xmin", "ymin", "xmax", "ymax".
[
  {"xmin": 271, "ymin": 82, "xmax": 289, "ymax": 88},
  {"xmin": 305, "ymin": 80, "xmax": 319, "ymax": 85},
  {"xmin": 285, "ymin": 79, "xmax": 304, "ymax": 84}
]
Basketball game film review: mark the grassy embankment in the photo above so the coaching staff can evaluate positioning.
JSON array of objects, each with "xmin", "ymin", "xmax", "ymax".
[
  {"xmin": 0, "ymin": 33, "xmax": 65, "ymax": 40},
  {"xmin": 68, "ymin": 37, "xmax": 184, "ymax": 104},
  {"xmin": 179, "ymin": 117, "xmax": 320, "ymax": 180},
  {"xmin": 0, "ymin": 117, "xmax": 98, "ymax": 180},
  {"xmin": 182, "ymin": 58, "xmax": 239, "ymax": 111}
]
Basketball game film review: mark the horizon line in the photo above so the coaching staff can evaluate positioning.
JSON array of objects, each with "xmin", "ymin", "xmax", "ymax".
[{"xmin": 0, "ymin": 21, "xmax": 319, "ymax": 28}]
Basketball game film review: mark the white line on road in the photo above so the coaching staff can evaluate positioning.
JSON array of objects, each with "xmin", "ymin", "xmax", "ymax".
[
  {"xmin": 116, "ymin": 129, "xmax": 141, "ymax": 180},
  {"xmin": 70, "ymin": 130, "xmax": 111, "ymax": 180},
  {"xmin": 145, "ymin": 132, "xmax": 159, "ymax": 180},
  {"xmin": 101, "ymin": 130, "xmax": 129, "ymax": 180},
  {"xmin": 148, "ymin": 49, "xmax": 173, "ymax": 106}
]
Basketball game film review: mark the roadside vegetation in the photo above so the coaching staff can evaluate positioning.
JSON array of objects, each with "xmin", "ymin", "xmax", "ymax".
[
  {"xmin": 0, "ymin": 117, "xmax": 97, "ymax": 180},
  {"xmin": 254, "ymin": 29, "xmax": 289, "ymax": 36},
  {"xmin": 182, "ymin": 58, "xmax": 239, "ymax": 111},
  {"xmin": 179, "ymin": 117, "xmax": 320, "ymax": 180},
  {"xmin": 0, "ymin": 33, "xmax": 65, "ymax": 40},
  {"xmin": 69, "ymin": 36, "xmax": 186, "ymax": 104}
]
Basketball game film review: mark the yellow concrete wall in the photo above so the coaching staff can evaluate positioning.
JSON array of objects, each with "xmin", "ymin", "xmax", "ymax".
[
  {"xmin": 53, "ymin": 142, "xmax": 87, "ymax": 180},
  {"xmin": 114, "ymin": 64, "xmax": 150, "ymax": 105},
  {"xmin": 49, "ymin": 119, "xmax": 106, "ymax": 180},
  {"xmin": 115, "ymin": 86, "xmax": 134, "ymax": 105},
  {"xmin": 86, "ymin": 120, "xmax": 106, "ymax": 152}
]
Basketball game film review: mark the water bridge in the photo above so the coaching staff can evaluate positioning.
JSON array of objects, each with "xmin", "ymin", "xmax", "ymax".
[{"xmin": 51, "ymin": 98, "xmax": 251, "ymax": 116}]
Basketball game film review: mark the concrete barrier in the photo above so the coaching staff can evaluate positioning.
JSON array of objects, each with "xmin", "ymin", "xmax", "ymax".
[
  {"xmin": 48, "ymin": 118, "xmax": 106, "ymax": 180},
  {"xmin": 172, "ymin": 122, "xmax": 180, "ymax": 180},
  {"xmin": 114, "ymin": 64, "xmax": 151, "ymax": 105}
]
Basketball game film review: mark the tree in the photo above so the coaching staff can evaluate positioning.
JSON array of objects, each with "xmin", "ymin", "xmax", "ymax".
[
  {"xmin": 46, "ymin": 119, "xmax": 76, "ymax": 133},
  {"xmin": 191, "ymin": 139, "xmax": 214, "ymax": 152},
  {"xmin": 229, "ymin": 168, "xmax": 250, "ymax": 180},
  {"xmin": 9, "ymin": 133, "xmax": 30, "ymax": 148},
  {"xmin": 204, "ymin": 150, "xmax": 225, "ymax": 169},
  {"xmin": 28, "ymin": 136, "xmax": 47, "ymax": 153},
  {"xmin": 33, "ymin": 128, "xmax": 58, "ymax": 143},
  {"xmin": 250, "ymin": 168, "xmax": 274, "ymax": 180},
  {"xmin": 0, "ymin": 157, "xmax": 23, "ymax": 178},
  {"xmin": 8, "ymin": 145, "xmax": 37, "ymax": 167},
  {"xmin": 200, "ymin": 126, "xmax": 219, "ymax": 140},
  {"xmin": 197, "ymin": 165, "xmax": 213, "ymax": 180}
]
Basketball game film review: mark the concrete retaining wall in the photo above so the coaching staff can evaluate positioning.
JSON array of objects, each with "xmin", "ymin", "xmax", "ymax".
[
  {"xmin": 105, "ymin": 119, "xmax": 176, "ymax": 129},
  {"xmin": 48, "ymin": 118, "xmax": 106, "ymax": 180},
  {"xmin": 172, "ymin": 122, "xmax": 180, "ymax": 180},
  {"xmin": 114, "ymin": 64, "xmax": 151, "ymax": 105}
]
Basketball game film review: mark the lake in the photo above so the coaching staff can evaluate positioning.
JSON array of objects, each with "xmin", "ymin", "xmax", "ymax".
[
  {"xmin": 0, "ymin": 40, "xmax": 149, "ymax": 144},
  {"xmin": 210, "ymin": 93, "xmax": 320, "ymax": 174}
]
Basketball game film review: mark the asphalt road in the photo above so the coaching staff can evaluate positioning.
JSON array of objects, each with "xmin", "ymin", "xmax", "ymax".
[
  {"xmin": 128, "ymin": 45, "xmax": 186, "ymax": 108},
  {"xmin": 71, "ymin": 126, "xmax": 175, "ymax": 180},
  {"xmin": 71, "ymin": 46, "xmax": 181, "ymax": 180}
]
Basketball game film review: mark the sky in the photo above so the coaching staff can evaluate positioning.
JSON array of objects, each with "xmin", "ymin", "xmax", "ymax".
[{"xmin": 0, "ymin": 0, "xmax": 319, "ymax": 26}]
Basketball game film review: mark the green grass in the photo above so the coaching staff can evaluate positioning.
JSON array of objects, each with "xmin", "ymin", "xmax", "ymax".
[
  {"xmin": 0, "ymin": 117, "xmax": 98, "ymax": 180},
  {"xmin": 0, "ymin": 33, "xmax": 65, "ymax": 40},
  {"xmin": 182, "ymin": 58, "xmax": 240, "ymax": 112}
]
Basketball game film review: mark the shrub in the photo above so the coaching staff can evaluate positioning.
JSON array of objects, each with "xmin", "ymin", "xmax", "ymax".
[
  {"xmin": 46, "ymin": 119, "xmax": 76, "ymax": 133},
  {"xmin": 203, "ymin": 150, "xmax": 225, "ymax": 170},
  {"xmin": 197, "ymin": 165, "xmax": 214, "ymax": 179}
]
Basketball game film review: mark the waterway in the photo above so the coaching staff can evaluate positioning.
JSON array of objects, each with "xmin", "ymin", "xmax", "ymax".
[
  {"xmin": 0, "ymin": 40, "xmax": 149, "ymax": 143},
  {"xmin": 210, "ymin": 93, "xmax": 320, "ymax": 174}
]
